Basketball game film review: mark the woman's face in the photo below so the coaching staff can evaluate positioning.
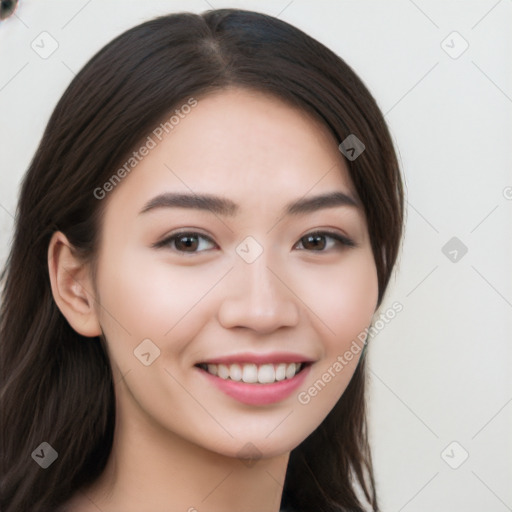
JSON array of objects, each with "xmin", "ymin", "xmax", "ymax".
[{"xmin": 92, "ymin": 87, "xmax": 378, "ymax": 459}]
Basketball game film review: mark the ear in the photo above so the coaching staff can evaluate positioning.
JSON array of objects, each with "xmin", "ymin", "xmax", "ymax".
[{"xmin": 48, "ymin": 231, "xmax": 102, "ymax": 337}]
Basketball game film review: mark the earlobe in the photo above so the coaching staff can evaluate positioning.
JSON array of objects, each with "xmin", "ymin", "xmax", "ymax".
[{"xmin": 48, "ymin": 231, "xmax": 102, "ymax": 337}]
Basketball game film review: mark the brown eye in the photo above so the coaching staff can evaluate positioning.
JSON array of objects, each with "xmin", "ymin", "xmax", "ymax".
[
  {"xmin": 301, "ymin": 234, "xmax": 327, "ymax": 251},
  {"xmin": 174, "ymin": 234, "xmax": 200, "ymax": 252},
  {"xmin": 295, "ymin": 231, "xmax": 356, "ymax": 252},
  {"xmin": 154, "ymin": 231, "xmax": 216, "ymax": 254}
]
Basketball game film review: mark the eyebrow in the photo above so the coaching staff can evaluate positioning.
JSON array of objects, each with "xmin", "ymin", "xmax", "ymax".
[{"xmin": 139, "ymin": 190, "xmax": 359, "ymax": 217}]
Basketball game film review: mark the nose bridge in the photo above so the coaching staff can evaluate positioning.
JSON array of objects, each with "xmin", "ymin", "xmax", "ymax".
[{"xmin": 217, "ymin": 240, "xmax": 300, "ymax": 332}]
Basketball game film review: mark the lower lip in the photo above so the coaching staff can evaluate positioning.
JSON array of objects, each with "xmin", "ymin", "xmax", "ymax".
[{"xmin": 197, "ymin": 364, "xmax": 312, "ymax": 405}]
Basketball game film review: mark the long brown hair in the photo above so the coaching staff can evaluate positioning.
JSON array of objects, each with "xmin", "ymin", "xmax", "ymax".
[{"xmin": 0, "ymin": 9, "xmax": 404, "ymax": 512}]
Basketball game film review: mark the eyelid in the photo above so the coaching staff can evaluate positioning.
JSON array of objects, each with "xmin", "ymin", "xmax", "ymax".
[
  {"xmin": 299, "ymin": 229, "xmax": 358, "ymax": 249},
  {"xmin": 153, "ymin": 228, "xmax": 357, "ymax": 254},
  {"xmin": 152, "ymin": 229, "xmax": 216, "ymax": 250}
]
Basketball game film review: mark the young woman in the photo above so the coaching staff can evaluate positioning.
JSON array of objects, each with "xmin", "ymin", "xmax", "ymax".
[{"xmin": 0, "ymin": 8, "xmax": 404, "ymax": 512}]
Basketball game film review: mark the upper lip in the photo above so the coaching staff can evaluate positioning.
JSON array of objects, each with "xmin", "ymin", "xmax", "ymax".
[{"xmin": 196, "ymin": 352, "xmax": 316, "ymax": 365}]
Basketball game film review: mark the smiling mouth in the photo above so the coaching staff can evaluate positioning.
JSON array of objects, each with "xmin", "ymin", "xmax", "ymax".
[{"xmin": 195, "ymin": 362, "xmax": 310, "ymax": 384}]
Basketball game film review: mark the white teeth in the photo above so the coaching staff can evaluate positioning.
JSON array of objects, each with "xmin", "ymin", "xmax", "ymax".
[
  {"xmin": 229, "ymin": 363, "xmax": 242, "ymax": 381},
  {"xmin": 275, "ymin": 363, "xmax": 286, "ymax": 381},
  {"xmin": 258, "ymin": 364, "xmax": 275, "ymax": 384},
  {"xmin": 242, "ymin": 363, "xmax": 258, "ymax": 383},
  {"xmin": 218, "ymin": 364, "xmax": 230, "ymax": 380},
  {"xmin": 201, "ymin": 362, "xmax": 304, "ymax": 383},
  {"xmin": 285, "ymin": 363, "xmax": 297, "ymax": 379}
]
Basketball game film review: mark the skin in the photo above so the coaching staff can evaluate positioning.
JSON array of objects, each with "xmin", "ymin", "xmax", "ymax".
[{"xmin": 49, "ymin": 87, "xmax": 379, "ymax": 512}]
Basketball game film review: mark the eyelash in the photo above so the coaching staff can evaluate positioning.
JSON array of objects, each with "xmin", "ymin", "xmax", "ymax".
[{"xmin": 153, "ymin": 229, "xmax": 357, "ymax": 254}]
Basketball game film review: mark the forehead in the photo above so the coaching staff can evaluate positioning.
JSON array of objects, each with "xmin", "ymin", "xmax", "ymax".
[{"xmin": 102, "ymin": 87, "xmax": 359, "ymax": 218}]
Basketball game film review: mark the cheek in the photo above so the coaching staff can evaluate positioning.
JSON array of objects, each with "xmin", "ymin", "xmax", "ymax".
[
  {"xmin": 294, "ymin": 249, "xmax": 377, "ymax": 404},
  {"xmin": 295, "ymin": 249, "xmax": 378, "ymax": 341},
  {"xmin": 94, "ymin": 247, "xmax": 224, "ymax": 355},
  {"xmin": 96, "ymin": 242, "xmax": 377, "ymax": 371}
]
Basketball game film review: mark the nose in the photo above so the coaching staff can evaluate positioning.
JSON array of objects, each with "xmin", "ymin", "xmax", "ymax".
[{"xmin": 217, "ymin": 253, "xmax": 300, "ymax": 334}]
